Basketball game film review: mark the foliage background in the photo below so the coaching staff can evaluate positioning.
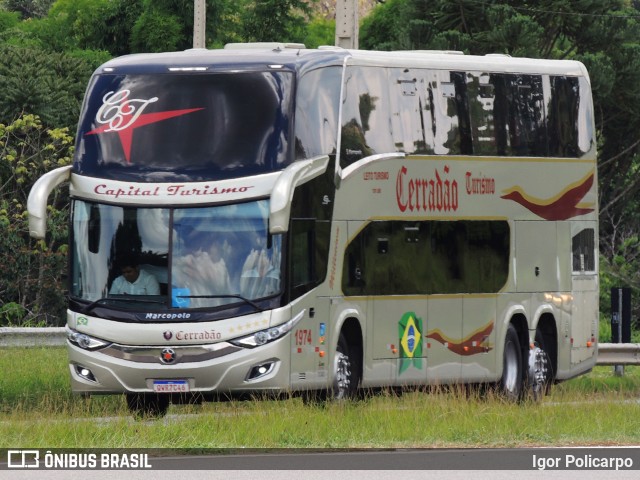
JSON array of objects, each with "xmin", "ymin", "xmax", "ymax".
[{"xmin": 0, "ymin": 0, "xmax": 639, "ymax": 336}]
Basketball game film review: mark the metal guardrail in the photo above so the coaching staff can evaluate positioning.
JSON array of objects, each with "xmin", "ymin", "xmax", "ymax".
[
  {"xmin": 1, "ymin": 328, "xmax": 640, "ymax": 366},
  {"xmin": 0, "ymin": 327, "xmax": 66, "ymax": 347},
  {"xmin": 595, "ymin": 343, "xmax": 640, "ymax": 365}
]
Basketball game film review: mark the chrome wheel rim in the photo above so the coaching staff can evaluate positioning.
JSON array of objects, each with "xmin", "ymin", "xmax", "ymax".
[{"xmin": 333, "ymin": 350, "xmax": 351, "ymax": 399}]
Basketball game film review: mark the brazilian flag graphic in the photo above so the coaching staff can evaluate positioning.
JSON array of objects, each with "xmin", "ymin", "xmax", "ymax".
[{"xmin": 398, "ymin": 312, "xmax": 423, "ymax": 374}]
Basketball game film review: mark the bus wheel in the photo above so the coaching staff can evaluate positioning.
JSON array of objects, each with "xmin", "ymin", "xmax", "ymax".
[
  {"xmin": 528, "ymin": 330, "xmax": 551, "ymax": 400},
  {"xmin": 126, "ymin": 393, "xmax": 169, "ymax": 419},
  {"xmin": 500, "ymin": 325, "xmax": 523, "ymax": 401},
  {"xmin": 331, "ymin": 333, "xmax": 358, "ymax": 400}
]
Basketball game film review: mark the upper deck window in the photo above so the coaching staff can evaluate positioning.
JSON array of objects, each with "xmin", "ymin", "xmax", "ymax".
[
  {"xmin": 294, "ymin": 66, "xmax": 341, "ymax": 160},
  {"xmin": 74, "ymin": 72, "xmax": 294, "ymax": 182},
  {"xmin": 339, "ymin": 66, "xmax": 594, "ymax": 165}
]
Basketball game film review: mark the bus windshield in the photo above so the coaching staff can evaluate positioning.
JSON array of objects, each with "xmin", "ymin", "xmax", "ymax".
[
  {"xmin": 70, "ymin": 199, "xmax": 282, "ymax": 312},
  {"xmin": 74, "ymin": 71, "xmax": 294, "ymax": 182}
]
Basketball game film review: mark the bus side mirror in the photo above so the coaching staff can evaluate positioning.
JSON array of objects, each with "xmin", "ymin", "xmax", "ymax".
[
  {"xmin": 27, "ymin": 165, "xmax": 72, "ymax": 239},
  {"xmin": 269, "ymin": 155, "xmax": 329, "ymax": 234}
]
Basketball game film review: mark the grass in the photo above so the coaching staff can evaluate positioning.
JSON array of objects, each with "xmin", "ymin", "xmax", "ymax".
[{"xmin": 1, "ymin": 347, "xmax": 640, "ymax": 449}]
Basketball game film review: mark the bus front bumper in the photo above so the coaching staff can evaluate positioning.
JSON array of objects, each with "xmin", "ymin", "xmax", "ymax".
[{"xmin": 66, "ymin": 337, "xmax": 291, "ymax": 396}]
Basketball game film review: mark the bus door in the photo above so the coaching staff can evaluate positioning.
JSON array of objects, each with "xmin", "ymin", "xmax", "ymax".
[{"xmin": 288, "ymin": 216, "xmax": 334, "ymax": 391}]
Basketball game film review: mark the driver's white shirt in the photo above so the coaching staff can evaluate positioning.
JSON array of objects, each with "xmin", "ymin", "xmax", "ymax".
[{"xmin": 109, "ymin": 269, "xmax": 160, "ymax": 295}]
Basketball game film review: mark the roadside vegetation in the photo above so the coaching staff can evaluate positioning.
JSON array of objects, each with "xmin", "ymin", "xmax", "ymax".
[{"xmin": 1, "ymin": 347, "xmax": 639, "ymax": 448}]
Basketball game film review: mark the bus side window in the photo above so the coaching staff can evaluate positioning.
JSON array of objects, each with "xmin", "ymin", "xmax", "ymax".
[
  {"xmin": 431, "ymin": 70, "xmax": 469, "ymax": 155},
  {"xmin": 389, "ymin": 69, "xmax": 434, "ymax": 154},
  {"xmin": 294, "ymin": 66, "xmax": 341, "ymax": 160},
  {"xmin": 340, "ymin": 66, "xmax": 393, "ymax": 168},
  {"xmin": 491, "ymin": 73, "xmax": 546, "ymax": 157},
  {"xmin": 548, "ymin": 75, "xmax": 582, "ymax": 158},
  {"xmin": 290, "ymin": 219, "xmax": 315, "ymax": 298},
  {"xmin": 343, "ymin": 234, "xmax": 365, "ymax": 294},
  {"xmin": 467, "ymin": 72, "xmax": 498, "ymax": 156},
  {"xmin": 451, "ymin": 71, "xmax": 473, "ymax": 155},
  {"xmin": 572, "ymin": 228, "xmax": 596, "ymax": 273}
]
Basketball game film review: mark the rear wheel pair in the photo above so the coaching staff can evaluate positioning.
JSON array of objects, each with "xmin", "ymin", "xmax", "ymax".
[
  {"xmin": 529, "ymin": 330, "xmax": 552, "ymax": 400},
  {"xmin": 499, "ymin": 324, "xmax": 551, "ymax": 401}
]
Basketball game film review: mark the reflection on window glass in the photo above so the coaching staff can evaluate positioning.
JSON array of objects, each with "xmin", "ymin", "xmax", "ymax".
[
  {"xmin": 572, "ymin": 228, "xmax": 595, "ymax": 273},
  {"xmin": 288, "ymin": 161, "xmax": 334, "ymax": 301},
  {"xmin": 492, "ymin": 74, "xmax": 546, "ymax": 156},
  {"xmin": 171, "ymin": 201, "xmax": 281, "ymax": 308},
  {"xmin": 70, "ymin": 199, "xmax": 282, "ymax": 311},
  {"xmin": 467, "ymin": 72, "xmax": 497, "ymax": 155},
  {"xmin": 339, "ymin": 66, "xmax": 592, "ymax": 160},
  {"xmin": 343, "ymin": 220, "xmax": 509, "ymax": 295},
  {"xmin": 71, "ymin": 202, "xmax": 168, "ymax": 302},
  {"xmin": 548, "ymin": 76, "xmax": 582, "ymax": 157},
  {"xmin": 463, "ymin": 72, "xmax": 591, "ymax": 158},
  {"xmin": 341, "ymin": 67, "xmax": 394, "ymax": 167},
  {"xmin": 295, "ymin": 67, "xmax": 341, "ymax": 159},
  {"xmin": 389, "ymin": 70, "xmax": 433, "ymax": 154},
  {"xmin": 291, "ymin": 221, "xmax": 313, "ymax": 288},
  {"xmin": 431, "ymin": 71, "xmax": 462, "ymax": 155}
]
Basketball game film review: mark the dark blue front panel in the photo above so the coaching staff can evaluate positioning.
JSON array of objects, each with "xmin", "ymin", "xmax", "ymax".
[{"xmin": 74, "ymin": 72, "xmax": 294, "ymax": 182}]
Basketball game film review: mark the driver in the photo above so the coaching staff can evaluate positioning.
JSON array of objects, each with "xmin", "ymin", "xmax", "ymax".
[{"xmin": 109, "ymin": 254, "xmax": 160, "ymax": 295}]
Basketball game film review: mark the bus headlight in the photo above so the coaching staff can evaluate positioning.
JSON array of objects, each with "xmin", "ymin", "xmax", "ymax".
[
  {"xmin": 230, "ymin": 310, "xmax": 305, "ymax": 348},
  {"xmin": 66, "ymin": 327, "xmax": 111, "ymax": 351}
]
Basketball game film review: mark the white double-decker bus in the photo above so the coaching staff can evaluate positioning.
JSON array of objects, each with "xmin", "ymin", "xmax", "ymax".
[{"xmin": 28, "ymin": 43, "xmax": 598, "ymax": 416}]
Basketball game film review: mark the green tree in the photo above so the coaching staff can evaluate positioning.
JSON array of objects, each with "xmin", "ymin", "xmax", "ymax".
[
  {"xmin": 0, "ymin": 44, "xmax": 97, "ymax": 129},
  {"xmin": 0, "ymin": 10, "xmax": 20, "ymax": 32},
  {"xmin": 240, "ymin": 0, "xmax": 312, "ymax": 43},
  {"xmin": 0, "ymin": 114, "xmax": 72, "ymax": 326},
  {"xmin": 1, "ymin": 0, "xmax": 53, "ymax": 19},
  {"xmin": 46, "ymin": 0, "xmax": 143, "ymax": 55},
  {"xmin": 129, "ymin": 0, "xmax": 242, "ymax": 52},
  {"xmin": 99, "ymin": 0, "xmax": 144, "ymax": 56},
  {"xmin": 130, "ymin": 7, "xmax": 185, "ymax": 52},
  {"xmin": 2, "ymin": 0, "xmax": 142, "ymax": 56},
  {"xmin": 303, "ymin": 15, "xmax": 334, "ymax": 49}
]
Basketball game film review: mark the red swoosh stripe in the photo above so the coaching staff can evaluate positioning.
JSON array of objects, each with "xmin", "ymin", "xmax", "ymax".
[
  {"xmin": 501, "ymin": 173, "xmax": 594, "ymax": 220},
  {"xmin": 85, "ymin": 108, "xmax": 204, "ymax": 163}
]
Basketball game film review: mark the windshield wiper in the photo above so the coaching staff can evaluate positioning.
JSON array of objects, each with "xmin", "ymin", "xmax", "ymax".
[
  {"xmin": 82, "ymin": 297, "xmax": 166, "ymax": 315},
  {"xmin": 176, "ymin": 294, "xmax": 264, "ymax": 312}
]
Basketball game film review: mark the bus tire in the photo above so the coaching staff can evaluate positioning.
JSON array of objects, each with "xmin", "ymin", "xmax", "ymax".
[
  {"xmin": 528, "ymin": 330, "xmax": 552, "ymax": 400},
  {"xmin": 331, "ymin": 333, "xmax": 359, "ymax": 400},
  {"xmin": 126, "ymin": 393, "xmax": 169, "ymax": 418},
  {"xmin": 500, "ymin": 325, "xmax": 523, "ymax": 401}
]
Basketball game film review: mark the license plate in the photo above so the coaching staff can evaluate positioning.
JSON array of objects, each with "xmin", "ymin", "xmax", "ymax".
[{"xmin": 153, "ymin": 380, "xmax": 189, "ymax": 393}]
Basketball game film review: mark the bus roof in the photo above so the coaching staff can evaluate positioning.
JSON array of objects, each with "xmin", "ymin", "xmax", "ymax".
[
  {"xmin": 95, "ymin": 44, "xmax": 589, "ymax": 79},
  {"xmin": 345, "ymin": 49, "xmax": 588, "ymax": 77}
]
